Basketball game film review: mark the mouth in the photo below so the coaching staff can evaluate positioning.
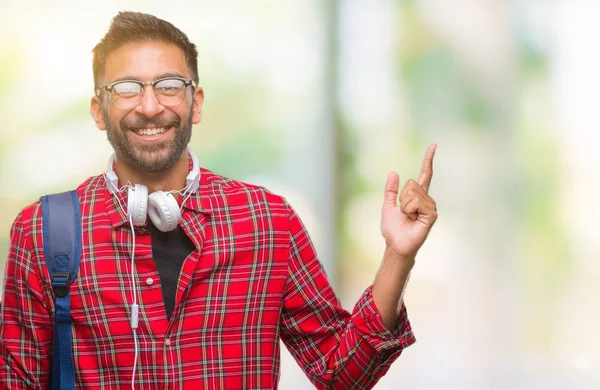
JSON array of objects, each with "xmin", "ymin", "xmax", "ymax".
[{"xmin": 130, "ymin": 126, "xmax": 172, "ymax": 141}]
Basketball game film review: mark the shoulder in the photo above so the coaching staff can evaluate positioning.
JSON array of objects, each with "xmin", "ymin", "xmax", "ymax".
[
  {"xmin": 12, "ymin": 175, "xmax": 105, "ymax": 237},
  {"xmin": 74, "ymin": 174, "xmax": 107, "ymax": 205},
  {"xmin": 200, "ymin": 168, "xmax": 290, "ymax": 211}
]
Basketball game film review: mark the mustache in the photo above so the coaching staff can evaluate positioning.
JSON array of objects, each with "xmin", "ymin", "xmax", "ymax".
[{"xmin": 120, "ymin": 116, "xmax": 180, "ymax": 131}]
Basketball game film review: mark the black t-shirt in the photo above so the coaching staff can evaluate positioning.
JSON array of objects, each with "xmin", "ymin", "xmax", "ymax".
[{"xmin": 146, "ymin": 222, "xmax": 195, "ymax": 320}]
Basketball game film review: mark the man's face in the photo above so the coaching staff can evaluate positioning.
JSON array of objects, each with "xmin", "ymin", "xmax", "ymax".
[{"xmin": 91, "ymin": 41, "xmax": 203, "ymax": 173}]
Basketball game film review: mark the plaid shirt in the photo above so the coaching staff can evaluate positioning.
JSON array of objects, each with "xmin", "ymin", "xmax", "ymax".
[{"xmin": 0, "ymin": 167, "xmax": 415, "ymax": 389}]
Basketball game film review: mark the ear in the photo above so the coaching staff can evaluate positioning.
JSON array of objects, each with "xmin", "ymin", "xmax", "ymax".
[
  {"xmin": 90, "ymin": 96, "xmax": 106, "ymax": 130},
  {"xmin": 191, "ymin": 87, "xmax": 204, "ymax": 124}
]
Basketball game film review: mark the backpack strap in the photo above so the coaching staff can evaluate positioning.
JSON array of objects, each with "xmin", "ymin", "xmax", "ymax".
[{"xmin": 40, "ymin": 190, "xmax": 82, "ymax": 390}]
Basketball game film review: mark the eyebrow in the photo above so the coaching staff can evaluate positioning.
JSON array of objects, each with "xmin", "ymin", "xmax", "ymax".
[{"xmin": 110, "ymin": 72, "xmax": 187, "ymax": 83}]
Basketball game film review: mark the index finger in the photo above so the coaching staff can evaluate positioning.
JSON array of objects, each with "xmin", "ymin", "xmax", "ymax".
[{"xmin": 417, "ymin": 143, "xmax": 437, "ymax": 192}]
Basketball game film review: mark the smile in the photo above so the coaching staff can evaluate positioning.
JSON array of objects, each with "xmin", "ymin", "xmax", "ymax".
[{"xmin": 134, "ymin": 127, "xmax": 168, "ymax": 136}]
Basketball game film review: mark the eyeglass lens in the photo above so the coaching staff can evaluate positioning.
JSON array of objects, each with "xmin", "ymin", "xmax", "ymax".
[{"xmin": 111, "ymin": 79, "xmax": 187, "ymax": 109}]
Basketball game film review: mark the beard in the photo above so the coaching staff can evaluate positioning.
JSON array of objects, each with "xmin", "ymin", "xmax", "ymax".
[{"xmin": 102, "ymin": 104, "xmax": 193, "ymax": 173}]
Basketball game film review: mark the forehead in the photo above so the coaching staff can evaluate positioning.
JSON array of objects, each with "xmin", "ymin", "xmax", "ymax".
[{"xmin": 103, "ymin": 41, "xmax": 188, "ymax": 83}]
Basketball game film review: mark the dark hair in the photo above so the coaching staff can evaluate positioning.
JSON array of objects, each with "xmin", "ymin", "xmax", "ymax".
[{"xmin": 92, "ymin": 11, "xmax": 199, "ymax": 89}]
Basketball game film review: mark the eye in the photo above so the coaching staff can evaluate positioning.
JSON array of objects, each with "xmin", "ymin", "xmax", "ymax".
[
  {"xmin": 155, "ymin": 79, "xmax": 186, "ymax": 95},
  {"xmin": 112, "ymin": 82, "xmax": 141, "ymax": 96}
]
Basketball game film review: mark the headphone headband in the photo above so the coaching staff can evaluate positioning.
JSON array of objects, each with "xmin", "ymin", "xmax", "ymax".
[{"xmin": 185, "ymin": 149, "xmax": 200, "ymax": 194}]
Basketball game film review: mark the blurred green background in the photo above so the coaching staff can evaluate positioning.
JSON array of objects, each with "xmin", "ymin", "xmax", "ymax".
[{"xmin": 1, "ymin": 1, "xmax": 598, "ymax": 388}]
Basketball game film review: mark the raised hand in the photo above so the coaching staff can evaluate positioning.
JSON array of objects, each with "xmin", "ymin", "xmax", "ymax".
[{"xmin": 380, "ymin": 144, "xmax": 438, "ymax": 263}]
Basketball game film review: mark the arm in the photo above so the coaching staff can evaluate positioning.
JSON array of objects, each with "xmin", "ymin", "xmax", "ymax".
[
  {"xmin": 373, "ymin": 143, "xmax": 438, "ymax": 330},
  {"xmin": 0, "ymin": 208, "xmax": 54, "ymax": 389},
  {"xmin": 280, "ymin": 144, "xmax": 438, "ymax": 388},
  {"xmin": 371, "ymin": 248, "xmax": 413, "ymax": 331},
  {"xmin": 280, "ymin": 204, "xmax": 415, "ymax": 390}
]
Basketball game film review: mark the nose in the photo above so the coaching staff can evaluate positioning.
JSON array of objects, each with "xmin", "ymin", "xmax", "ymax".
[{"xmin": 134, "ymin": 85, "xmax": 165, "ymax": 118}]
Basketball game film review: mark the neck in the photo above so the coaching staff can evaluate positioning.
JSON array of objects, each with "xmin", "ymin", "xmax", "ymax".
[{"xmin": 114, "ymin": 151, "xmax": 190, "ymax": 196}]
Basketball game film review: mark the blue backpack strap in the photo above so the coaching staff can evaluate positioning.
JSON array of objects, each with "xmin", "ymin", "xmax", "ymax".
[{"xmin": 40, "ymin": 190, "xmax": 82, "ymax": 390}]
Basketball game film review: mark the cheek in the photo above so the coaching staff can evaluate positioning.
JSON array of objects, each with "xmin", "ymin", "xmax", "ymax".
[
  {"xmin": 171, "ymin": 105, "xmax": 191, "ymax": 124},
  {"xmin": 101, "ymin": 103, "xmax": 114, "ymax": 123},
  {"xmin": 104, "ymin": 108, "xmax": 129, "ymax": 129}
]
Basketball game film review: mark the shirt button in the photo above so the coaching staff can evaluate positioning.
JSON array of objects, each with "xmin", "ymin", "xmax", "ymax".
[
  {"xmin": 164, "ymin": 338, "xmax": 171, "ymax": 346},
  {"xmin": 146, "ymin": 278, "xmax": 154, "ymax": 286}
]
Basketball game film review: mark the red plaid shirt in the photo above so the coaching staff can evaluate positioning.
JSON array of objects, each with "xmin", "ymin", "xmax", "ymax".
[{"xmin": 0, "ymin": 167, "xmax": 415, "ymax": 389}]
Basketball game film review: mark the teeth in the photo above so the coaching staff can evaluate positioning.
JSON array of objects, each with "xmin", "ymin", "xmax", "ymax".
[{"xmin": 136, "ymin": 127, "xmax": 167, "ymax": 136}]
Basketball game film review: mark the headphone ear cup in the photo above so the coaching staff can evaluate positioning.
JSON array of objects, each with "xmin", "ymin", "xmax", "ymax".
[
  {"xmin": 127, "ymin": 184, "xmax": 148, "ymax": 226},
  {"xmin": 147, "ymin": 191, "xmax": 181, "ymax": 232}
]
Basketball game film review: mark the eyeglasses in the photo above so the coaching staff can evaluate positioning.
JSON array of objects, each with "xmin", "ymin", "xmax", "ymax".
[{"xmin": 95, "ymin": 77, "xmax": 196, "ymax": 109}]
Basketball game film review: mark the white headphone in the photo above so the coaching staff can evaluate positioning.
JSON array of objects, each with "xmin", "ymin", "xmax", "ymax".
[
  {"xmin": 104, "ymin": 149, "xmax": 201, "ymax": 389},
  {"xmin": 104, "ymin": 147, "xmax": 201, "ymax": 232}
]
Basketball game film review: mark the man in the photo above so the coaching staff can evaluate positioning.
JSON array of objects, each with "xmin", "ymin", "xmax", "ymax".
[{"xmin": 0, "ymin": 11, "xmax": 437, "ymax": 389}]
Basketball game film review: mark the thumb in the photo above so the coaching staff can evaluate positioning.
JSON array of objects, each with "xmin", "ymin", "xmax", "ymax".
[{"xmin": 383, "ymin": 171, "xmax": 400, "ymax": 208}]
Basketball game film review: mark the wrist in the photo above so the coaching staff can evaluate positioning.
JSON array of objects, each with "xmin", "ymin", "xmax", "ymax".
[{"xmin": 383, "ymin": 246, "xmax": 415, "ymax": 270}]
